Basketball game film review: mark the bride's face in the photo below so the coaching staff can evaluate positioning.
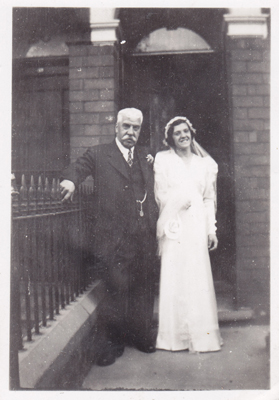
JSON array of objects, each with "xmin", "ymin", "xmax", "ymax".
[{"xmin": 172, "ymin": 122, "xmax": 192, "ymax": 150}]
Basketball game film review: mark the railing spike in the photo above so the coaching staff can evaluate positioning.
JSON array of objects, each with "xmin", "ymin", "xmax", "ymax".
[
  {"xmin": 44, "ymin": 177, "xmax": 50, "ymax": 198},
  {"xmin": 28, "ymin": 176, "xmax": 36, "ymax": 213},
  {"xmin": 19, "ymin": 174, "xmax": 28, "ymax": 215},
  {"xmin": 11, "ymin": 173, "xmax": 19, "ymax": 195},
  {"xmin": 37, "ymin": 176, "xmax": 43, "ymax": 197},
  {"xmin": 44, "ymin": 177, "xmax": 51, "ymax": 209},
  {"xmin": 56, "ymin": 179, "xmax": 61, "ymax": 201},
  {"xmin": 37, "ymin": 175, "xmax": 44, "ymax": 212},
  {"xmin": 20, "ymin": 174, "xmax": 27, "ymax": 200},
  {"xmin": 11, "ymin": 174, "xmax": 19, "ymax": 216},
  {"xmin": 29, "ymin": 175, "xmax": 36, "ymax": 200},
  {"xmin": 51, "ymin": 178, "xmax": 56, "ymax": 200}
]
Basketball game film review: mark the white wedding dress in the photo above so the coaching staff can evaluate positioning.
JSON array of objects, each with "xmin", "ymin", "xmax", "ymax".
[{"xmin": 154, "ymin": 148, "xmax": 222, "ymax": 352}]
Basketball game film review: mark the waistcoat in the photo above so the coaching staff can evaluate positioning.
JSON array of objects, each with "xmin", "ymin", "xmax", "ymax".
[{"xmin": 124, "ymin": 151, "xmax": 148, "ymax": 232}]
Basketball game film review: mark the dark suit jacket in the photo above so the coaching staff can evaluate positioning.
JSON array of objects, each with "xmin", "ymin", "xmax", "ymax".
[{"xmin": 62, "ymin": 141, "xmax": 158, "ymax": 264}]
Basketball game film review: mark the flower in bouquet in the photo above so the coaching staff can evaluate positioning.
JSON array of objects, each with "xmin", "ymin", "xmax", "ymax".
[{"xmin": 164, "ymin": 216, "xmax": 182, "ymax": 240}]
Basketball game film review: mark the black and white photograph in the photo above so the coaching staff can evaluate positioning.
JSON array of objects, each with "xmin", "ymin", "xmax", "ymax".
[{"xmin": 1, "ymin": 2, "xmax": 278, "ymax": 399}]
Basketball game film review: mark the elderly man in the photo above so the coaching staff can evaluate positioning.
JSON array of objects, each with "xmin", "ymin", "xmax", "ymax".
[{"xmin": 60, "ymin": 108, "xmax": 158, "ymax": 366}]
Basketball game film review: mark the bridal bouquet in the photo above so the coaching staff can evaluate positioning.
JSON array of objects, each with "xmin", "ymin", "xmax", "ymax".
[{"xmin": 164, "ymin": 216, "xmax": 182, "ymax": 240}]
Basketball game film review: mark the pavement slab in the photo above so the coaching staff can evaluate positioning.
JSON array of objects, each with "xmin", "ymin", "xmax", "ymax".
[{"xmin": 82, "ymin": 324, "xmax": 270, "ymax": 391}]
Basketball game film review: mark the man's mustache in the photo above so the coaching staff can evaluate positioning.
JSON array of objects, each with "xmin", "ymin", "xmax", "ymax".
[{"xmin": 123, "ymin": 135, "xmax": 136, "ymax": 140}]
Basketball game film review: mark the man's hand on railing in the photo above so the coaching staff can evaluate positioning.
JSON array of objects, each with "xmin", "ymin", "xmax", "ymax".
[{"xmin": 60, "ymin": 180, "xmax": 75, "ymax": 202}]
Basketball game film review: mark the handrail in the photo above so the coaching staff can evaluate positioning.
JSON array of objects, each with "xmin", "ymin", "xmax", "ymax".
[{"xmin": 13, "ymin": 209, "xmax": 83, "ymax": 220}]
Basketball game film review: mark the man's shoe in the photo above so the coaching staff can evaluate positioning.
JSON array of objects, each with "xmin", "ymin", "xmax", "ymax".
[
  {"xmin": 114, "ymin": 343, "xmax": 125, "ymax": 358},
  {"xmin": 96, "ymin": 350, "xmax": 116, "ymax": 367},
  {"xmin": 134, "ymin": 341, "xmax": 156, "ymax": 353},
  {"xmin": 96, "ymin": 342, "xmax": 125, "ymax": 366}
]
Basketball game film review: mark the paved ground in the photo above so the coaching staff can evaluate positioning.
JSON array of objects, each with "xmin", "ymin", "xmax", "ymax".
[{"xmin": 82, "ymin": 323, "xmax": 270, "ymax": 391}]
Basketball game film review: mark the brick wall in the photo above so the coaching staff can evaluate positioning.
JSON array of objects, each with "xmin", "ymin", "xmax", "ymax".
[
  {"xmin": 227, "ymin": 37, "xmax": 270, "ymax": 315},
  {"xmin": 68, "ymin": 43, "xmax": 119, "ymax": 161}
]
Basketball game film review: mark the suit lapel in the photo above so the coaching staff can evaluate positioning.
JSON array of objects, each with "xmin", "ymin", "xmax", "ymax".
[
  {"xmin": 107, "ymin": 141, "xmax": 130, "ymax": 180},
  {"xmin": 106, "ymin": 141, "xmax": 150, "ymax": 184}
]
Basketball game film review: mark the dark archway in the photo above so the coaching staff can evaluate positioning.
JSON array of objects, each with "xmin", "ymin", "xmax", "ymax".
[{"xmin": 119, "ymin": 8, "xmax": 235, "ymax": 305}]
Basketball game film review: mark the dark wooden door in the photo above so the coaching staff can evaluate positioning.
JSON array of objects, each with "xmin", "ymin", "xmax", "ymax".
[
  {"xmin": 122, "ymin": 52, "xmax": 236, "ymax": 291},
  {"xmin": 12, "ymin": 57, "xmax": 69, "ymax": 178}
]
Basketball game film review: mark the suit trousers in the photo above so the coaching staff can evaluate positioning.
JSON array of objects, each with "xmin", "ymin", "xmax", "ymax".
[{"xmin": 96, "ymin": 221, "xmax": 157, "ymax": 347}]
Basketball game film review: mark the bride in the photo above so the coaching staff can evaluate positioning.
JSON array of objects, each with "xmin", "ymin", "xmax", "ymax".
[{"xmin": 154, "ymin": 116, "xmax": 222, "ymax": 352}]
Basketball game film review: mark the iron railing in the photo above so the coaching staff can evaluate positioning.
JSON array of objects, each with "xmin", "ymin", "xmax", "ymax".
[{"xmin": 10, "ymin": 173, "xmax": 94, "ymax": 389}]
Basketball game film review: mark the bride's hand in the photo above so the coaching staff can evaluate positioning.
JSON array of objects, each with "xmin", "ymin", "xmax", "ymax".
[{"xmin": 208, "ymin": 234, "xmax": 218, "ymax": 251}]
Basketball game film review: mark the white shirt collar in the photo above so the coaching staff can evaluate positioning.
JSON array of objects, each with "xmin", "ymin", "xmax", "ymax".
[{"xmin": 115, "ymin": 137, "xmax": 134, "ymax": 162}]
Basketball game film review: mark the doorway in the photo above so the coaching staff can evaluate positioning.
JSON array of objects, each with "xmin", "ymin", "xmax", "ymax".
[{"xmin": 121, "ymin": 51, "xmax": 236, "ymax": 304}]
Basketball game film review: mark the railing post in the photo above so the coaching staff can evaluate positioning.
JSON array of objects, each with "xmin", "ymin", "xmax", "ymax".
[
  {"xmin": 29, "ymin": 176, "xmax": 40, "ymax": 334},
  {"xmin": 10, "ymin": 262, "xmax": 21, "ymax": 389},
  {"xmin": 19, "ymin": 174, "xmax": 28, "ymax": 215},
  {"xmin": 10, "ymin": 181, "xmax": 22, "ymax": 389}
]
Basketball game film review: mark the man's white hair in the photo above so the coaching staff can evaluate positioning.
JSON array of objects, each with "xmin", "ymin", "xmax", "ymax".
[{"xmin": 116, "ymin": 108, "xmax": 143, "ymax": 125}]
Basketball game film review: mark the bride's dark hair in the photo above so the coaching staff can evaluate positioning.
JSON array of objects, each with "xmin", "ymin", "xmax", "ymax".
[{"xmin": 165, "ymin": 117, "xmax": 196, "ymax": 148}]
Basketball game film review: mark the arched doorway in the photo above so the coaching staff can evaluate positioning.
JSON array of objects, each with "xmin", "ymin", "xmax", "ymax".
[{"xmin": 121, "ymin": 25, "xmax": 236, "ymax": 307}]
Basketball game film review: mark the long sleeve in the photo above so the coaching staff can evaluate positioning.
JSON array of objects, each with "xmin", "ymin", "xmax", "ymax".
[
  {"xmin": 203, "ymin": 157, "xmax": 218, "ymax": 235},
  {"xmin": 61, "ymin": 148, "xmax": 96, "ymax": 187}
]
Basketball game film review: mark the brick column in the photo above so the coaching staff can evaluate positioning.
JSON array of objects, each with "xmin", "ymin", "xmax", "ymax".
[
  {"xmin": 226, "ymin": 36, "xmax": 270, "ymax": 314},
  {"xmin": 68, "ymin": 43, "xmax": 119, "ymax": 161}
]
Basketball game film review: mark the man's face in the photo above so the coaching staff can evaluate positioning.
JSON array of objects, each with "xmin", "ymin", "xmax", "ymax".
[{"xmin": 116, "ymin": 114, "xmax": 142, "ymax": 149}]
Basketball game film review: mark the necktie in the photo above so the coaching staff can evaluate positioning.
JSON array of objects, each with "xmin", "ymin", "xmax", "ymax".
[{"xmin": 127, "ymin": 149, "xmax": 133, "ymax": 167}]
